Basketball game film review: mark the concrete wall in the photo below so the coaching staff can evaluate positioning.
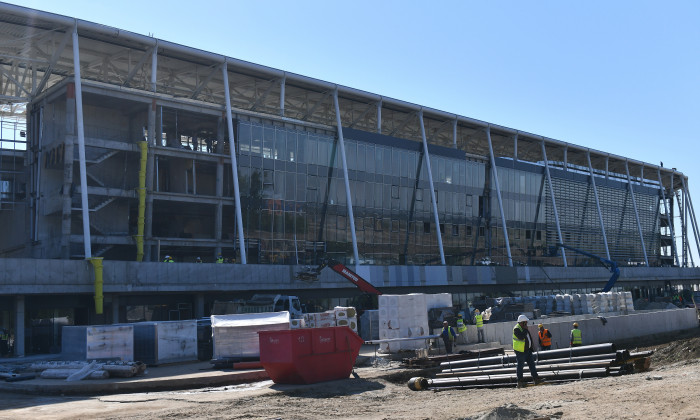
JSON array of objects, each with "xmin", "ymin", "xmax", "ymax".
[
  {"xmin": 477, "ymin": 308, "xmax": 699, "ymax": 350},
  {"xmin": 1, "ymin": 258, "xmax": 700, "ymax": 295}
]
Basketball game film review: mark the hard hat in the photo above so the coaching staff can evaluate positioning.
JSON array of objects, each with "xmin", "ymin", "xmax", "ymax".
[
  {"xmin": 538, "ymin": 324, "xmax": 543, "ymax": 328},
  {"xmin": 165, "ymin": 255, "xmax": 170, "ymax": 258},
  {"xmin": 474, "ymin": 309, "xmax": 480, "ymax": 314},
  {"xmin": 457, "ymin": 314, "xmax": 463, "ymax": 317},
  {"xmin": 573, "ymin": 322, "xmax": 579, "ymax": 327},
  {"xmin": 443, "ymin": 320, "xmax": 448, "ymax": 325},
  {"xmin": 196, "ymin": 257, "xmax": 201, "ymax": 260},
  {"xmin": 517, "ymin": 314, "xmax": 529, "ymax": 323}
]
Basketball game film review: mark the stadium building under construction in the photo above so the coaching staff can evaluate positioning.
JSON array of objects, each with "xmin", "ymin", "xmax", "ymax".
[{"xmin": 0, "ymin": 3, "xmax": 699, "ymax": 355}]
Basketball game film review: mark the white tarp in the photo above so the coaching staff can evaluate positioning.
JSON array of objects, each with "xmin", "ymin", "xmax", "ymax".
[{"xmin": 211, "ymin": 311, "xmax": 290, "ymax": 359}]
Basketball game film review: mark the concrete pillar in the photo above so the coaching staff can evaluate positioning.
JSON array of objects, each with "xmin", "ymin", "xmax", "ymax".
[
  {"xmin": 111, "ymin": 295, "xmax": 120, "ymax": 324},
  {"xmin": 61, "ymin": 84, "xmax": 76, "ymax": 259},
  {"xmin": 215, "ymin": 157, "xmax": 224, "ymax": 258},
  {"xmin": 195, "ymin": 294, "xmax": 205, "ymax": 318},
  {"xmin": 145, "ymin": 99, "xmax": 156, "ymax": 261},
  {"xmin": 14, "ymin": 296, "xmax": 24, "ymax": 357}
]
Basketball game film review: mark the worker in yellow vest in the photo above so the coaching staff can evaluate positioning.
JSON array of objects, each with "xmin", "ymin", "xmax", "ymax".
[
  {"xmin": 570, "ymin": 322, "xmax": 582, "ymax": 347},
  {"xmin": 456, "ymin": 314, "xmax": 468, "ymax": 344},
  {"xmin": 474, "ymin": 309, "xmax": 485, "ymax": 343},
  {"xmin": 216, "ymin": 254, "xmax": 224, "ymax": 263},
  {"xmin": 513, "ymin": 314, "xmax": 543, "ymax": 388},
  {"xmin": 440, "ymin": 321, "xmax": 457, "ymax": 354}
]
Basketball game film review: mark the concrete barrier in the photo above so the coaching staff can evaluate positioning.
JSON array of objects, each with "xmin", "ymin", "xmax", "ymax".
[{"xmin": 480, "ymin": 308, "xmax": 698, "ymax": 350}]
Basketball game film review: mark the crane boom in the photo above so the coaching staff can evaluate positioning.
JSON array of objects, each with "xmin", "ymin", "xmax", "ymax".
[
  {"xmin": 553, "ymin": 243, "xmax": 620, "ymax": 292},
  {"xmin": 295, "ymin": 259, "xmax": 382, "ymax": 295}
]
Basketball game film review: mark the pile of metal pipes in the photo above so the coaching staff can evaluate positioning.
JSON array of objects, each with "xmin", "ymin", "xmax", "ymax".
[{"xmin": 407, "ymin": 343, "xmax": 653, "ymax": 391}]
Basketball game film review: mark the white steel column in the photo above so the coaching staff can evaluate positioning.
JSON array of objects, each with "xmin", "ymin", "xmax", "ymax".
[
  {"xmin": 332, "ymin": 88, "xmax": 360, "ymax": 267},
  {"xmin": 72, "ymin": 24, "xmax": 92, "ymax": 259},
  {"xmin": 625, "ymin": 160, "xmax": 649, "ymax": 266},
  {"xmin": 486, "ymin": 127, "xmax": 512, "ymax": 266},
  {"xmin": 605, "ymin": 155, "xmax": 609, "ymax": 180},
  {"xmin": 280, "ymin": 75, "xmax": 285, "ymax": 117},
  {"xmin": 658, "ymin": 169, "xmax": 679, "ymax": 266},
  {"xmin": 377, "ymin": 99, "xmax": 382, "ymax": 133},
  {"xmin": 222, "ymin": 61, "xmax": 247, "ymax": 264},
  {"xmin": 541, "ymin": 140, "xmax": 566, "ymax": 266},
  {"xmin": 587, "ymin": 151, "xmax": 610, "ymax": 260},
  {"xmin": 419, "ymin": 110, "xmax": 445, "ymax": 265},
  {"xmin": 680, "ymin": 176, "xmax": 700, "ymax": 261}
]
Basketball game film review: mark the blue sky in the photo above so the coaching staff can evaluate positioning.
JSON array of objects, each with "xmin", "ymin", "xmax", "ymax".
[{"xmin": 9, "ymin": 0, "xmax": 700, "ymax": 264}]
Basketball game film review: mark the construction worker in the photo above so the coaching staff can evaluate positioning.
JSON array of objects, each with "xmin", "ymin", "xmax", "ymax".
[
  {"xmin": 440, "ymin": 321, "xmax": 457, "ymax": 354},
  {"xmin": 570, "ymin": 322, "xmax": 582, "ymax": 347},
  {"xmin": 216, "ymin": 254, "xmax": 224, "ymax": 263},
  {"xmin": 538, "ymin": 323, "xmax": 552, "ymax": 350},
  {"xmin": 163, "ymin": 255, "xmax": 174, "ymax": 263},
  {"xmin": 195, "ymin": 257, "xmax": 202, "ymax": 263},
  {"xmin": 474, "ymin": 309, "xmax": 485, "ymax": 343},
  {"xmin": 456, "ymin": 314, "xmax": 468, "ymax": 344},
  {"xmin": 513, "ymin": 314, "xmax": 542, "ymax": 388}
]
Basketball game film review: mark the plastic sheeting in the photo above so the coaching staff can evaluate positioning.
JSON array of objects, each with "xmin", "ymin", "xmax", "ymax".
[{"xmin": 211, "ymin": 311, "xmax": 290, "ymax": 360}]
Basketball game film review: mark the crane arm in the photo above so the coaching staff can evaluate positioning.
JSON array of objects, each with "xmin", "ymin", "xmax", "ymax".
[
  {"xmin": 554, "ymin": 243, "xmax": 620, "ymax": 292},
  {"xmin": 325, "ymin": 259, "xmax": 383, "ymax": 295}
]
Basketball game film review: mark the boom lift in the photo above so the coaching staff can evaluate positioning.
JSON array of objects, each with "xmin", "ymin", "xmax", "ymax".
[
  {"xmin": 295, "ymin": 259, "xmax": 382, "ymax": 295},
  {"xmin": 551, "ymin": 243, "xmax": 620, "ymax": 292}
]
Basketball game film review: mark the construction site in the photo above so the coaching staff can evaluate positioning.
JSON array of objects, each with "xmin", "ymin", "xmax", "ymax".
[{"xmin": 1, "ymin": 3, "xmax": 700, "ymax": 419}]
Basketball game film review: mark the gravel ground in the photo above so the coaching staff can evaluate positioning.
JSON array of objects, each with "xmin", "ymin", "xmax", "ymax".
[{"xmin": 2, "ymin": 329, "xmax": 700, "ymax": 420}]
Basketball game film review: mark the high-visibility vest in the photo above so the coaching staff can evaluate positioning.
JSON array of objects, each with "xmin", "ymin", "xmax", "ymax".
[
  {"xmin": 539, "ymin": 329, "xmax": 551, "ymax": 347},
  {"xmin": 513, "ymin": 324, "xmax": 526, "ymax": 352},
  {"xmin": 475, "ymin": 314, "xmax": 483, "ymax": 328},
  {"xmin": 442, "ymin": 326, "xmax": 455, "ymax": 341},
  {"xmin": 571, "ymin": 328, "xmax": 582, "ymax": 345},
  {"xmin": 456, "ymin": 318, "xmax": 467, "ymax": 333},
  {"xmin": 216, "ymin": 257, "xmax": 224, "ymax": 263}
]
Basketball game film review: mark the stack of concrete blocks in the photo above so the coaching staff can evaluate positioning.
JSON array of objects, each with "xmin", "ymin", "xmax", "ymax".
[
  {"xmin": 133, "ymin": 320, "xmax": 198, "ymax": 365},
  {"xmin": 378, "ymin": 293, "xmax": 451, "ymax": 353},
  {"xmin": 360, "ymin": 310, "xmax": 379, "ymax": 341},
  {"xmin": 334, "ymin": 306, "xmax": 358, "ymax": 333},
  {"xmin": 545, "ymin": 295, "xmax": 555, "ymax": 314}
]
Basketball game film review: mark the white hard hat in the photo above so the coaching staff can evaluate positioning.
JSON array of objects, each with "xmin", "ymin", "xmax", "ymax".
[{"xmin": 517, "ymin": 314, "xmax": 529, "ymax": 323}]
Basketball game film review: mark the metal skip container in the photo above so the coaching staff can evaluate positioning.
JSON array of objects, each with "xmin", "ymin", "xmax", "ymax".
[{"xmin": 259, "ymin": 326, "xmax": 364, "ymax": 384}]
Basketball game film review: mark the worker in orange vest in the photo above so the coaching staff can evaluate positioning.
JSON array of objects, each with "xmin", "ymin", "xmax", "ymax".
[{"xmin": 538, "ymin": 323, "xmax": 552, "ymax": 350}]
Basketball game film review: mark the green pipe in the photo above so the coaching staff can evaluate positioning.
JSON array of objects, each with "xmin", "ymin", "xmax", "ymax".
[{"xmin": 136, "ymin": 141, "xmax": 147, "ymax": 261}]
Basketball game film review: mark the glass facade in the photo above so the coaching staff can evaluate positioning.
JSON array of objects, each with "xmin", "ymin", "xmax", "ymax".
[{"xmin": 235, "ymin": 121, "xmax": 663, "ymax": 267}]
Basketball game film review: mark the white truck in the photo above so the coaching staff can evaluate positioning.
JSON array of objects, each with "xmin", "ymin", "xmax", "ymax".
[{"xmin": 211, "ymin": 294, "xmax": 303, "ymax": 318}]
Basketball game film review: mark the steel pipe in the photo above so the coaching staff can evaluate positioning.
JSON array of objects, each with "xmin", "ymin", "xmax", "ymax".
[
  {"xmin": 436, "ymin": 360, "xmax": 614, "ymax": 378},
  {"xmin": 409, "ymin": 368, "xmax": 610, "ymax": 390}
]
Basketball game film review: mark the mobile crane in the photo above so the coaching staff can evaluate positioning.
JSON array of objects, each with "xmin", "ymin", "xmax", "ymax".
[
  {"xmin": 295, "ymin": 259, "xmax": 382, "ymax": 295},
  {"xmin": 551, "ymin": 243, "xmax": 620, "ymax": 292}
]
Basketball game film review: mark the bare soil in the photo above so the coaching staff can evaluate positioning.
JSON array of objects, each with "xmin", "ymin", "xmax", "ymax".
[{"xmin": 2, "ymin": 329, "xmax": 700, "ymax": 420}]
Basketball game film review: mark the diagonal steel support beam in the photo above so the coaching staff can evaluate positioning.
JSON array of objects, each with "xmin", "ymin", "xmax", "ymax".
[
  {"xmin": 300, "ymin": 90, "xmax": 331, "ymax": 120},
  {"xmin": 347, "ymin": 100, "xmax": 379, "ymax": 129},
  {"xmin": 250, "ymin": 77, "xmax": 279, "ymax": 111},
  {"xmin": 0, "ymin": 66, "xmax": 31, "ymax": 97},
  {"xmin": 191, "ymin": 64, "xmax": 220, "ymax": 100},
  {"xmin": 123, "ymin": 46, "xmax": 155, "ymax": 87},
  {"xmin": 33, "ymin": 28, "xmax": 72, "ymax": 96},
  {"xmin": 389, "ymin": 110, "xmax": 418, "ymax": 137}
]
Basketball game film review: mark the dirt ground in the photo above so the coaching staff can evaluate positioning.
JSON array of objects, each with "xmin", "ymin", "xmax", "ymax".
[{"xmin": 2, "ymin": 329, "xmax": 700, "ymax": 420}]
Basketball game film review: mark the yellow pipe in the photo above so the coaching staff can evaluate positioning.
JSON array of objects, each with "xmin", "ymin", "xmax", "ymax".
[
  {"xmin": 89, "ymin": 257, "xmax": 104, "ymax": 314},
  {"xmin": 136, "ymin": 141, "xmax": 147, "ymax": 261}
]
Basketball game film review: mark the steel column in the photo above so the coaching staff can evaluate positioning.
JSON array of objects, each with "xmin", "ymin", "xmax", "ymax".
[
  {"xmin": 419, "ymin": 109, "xmax": 445, "ymax": 265},
  {"xmin": 587, "ymin": 151, "xmax": 610, "ymax": 260},
  {"xmin": 513, "ymin": 133, "xmax": 518, "ymax": 161},
  {"xmin": 377, "ymin": 99, "xmax": 382, "ymax": 133},
  {"xmin": 72, "ymin": 24, "xmax": 92, "ymax": 259},
  {"xmin": 222, "ymin": 62, "xmax": 247, "ymax": 264},
  {"xmin": 332, "ymin": 88, "xmax": 360, "ymax": 267},
  {"xmin": 541, "ymin": 140, "xmax": 566, "ymax": 266},
  {"xmin": 625, "ymin": 160, "xmax": 649, "ymax": 266},
  {"xmin": 657, "ymin": 169, "xmax": 679, "ymax": 266},
  {"xmin": 680, "ymin": 176, "xmax": 700, "ymax": 263},
  {"xmin": 563, "ymin": 146, "xmax": 568, "ymax": 172},
  {"xmin": 486, "ymin": 127, "xmax": 512, "ymax": 266}
]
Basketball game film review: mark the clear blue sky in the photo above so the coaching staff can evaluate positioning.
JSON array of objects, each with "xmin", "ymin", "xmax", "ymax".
[{"xmin": 10, "ymin": 0, "xmax": 700, "ymax": 264}]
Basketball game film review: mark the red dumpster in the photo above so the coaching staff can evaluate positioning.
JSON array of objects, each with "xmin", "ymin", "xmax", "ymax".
[{"xmin": 258, "ymin": 326, "xmax": 364, "ymax": 384}]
